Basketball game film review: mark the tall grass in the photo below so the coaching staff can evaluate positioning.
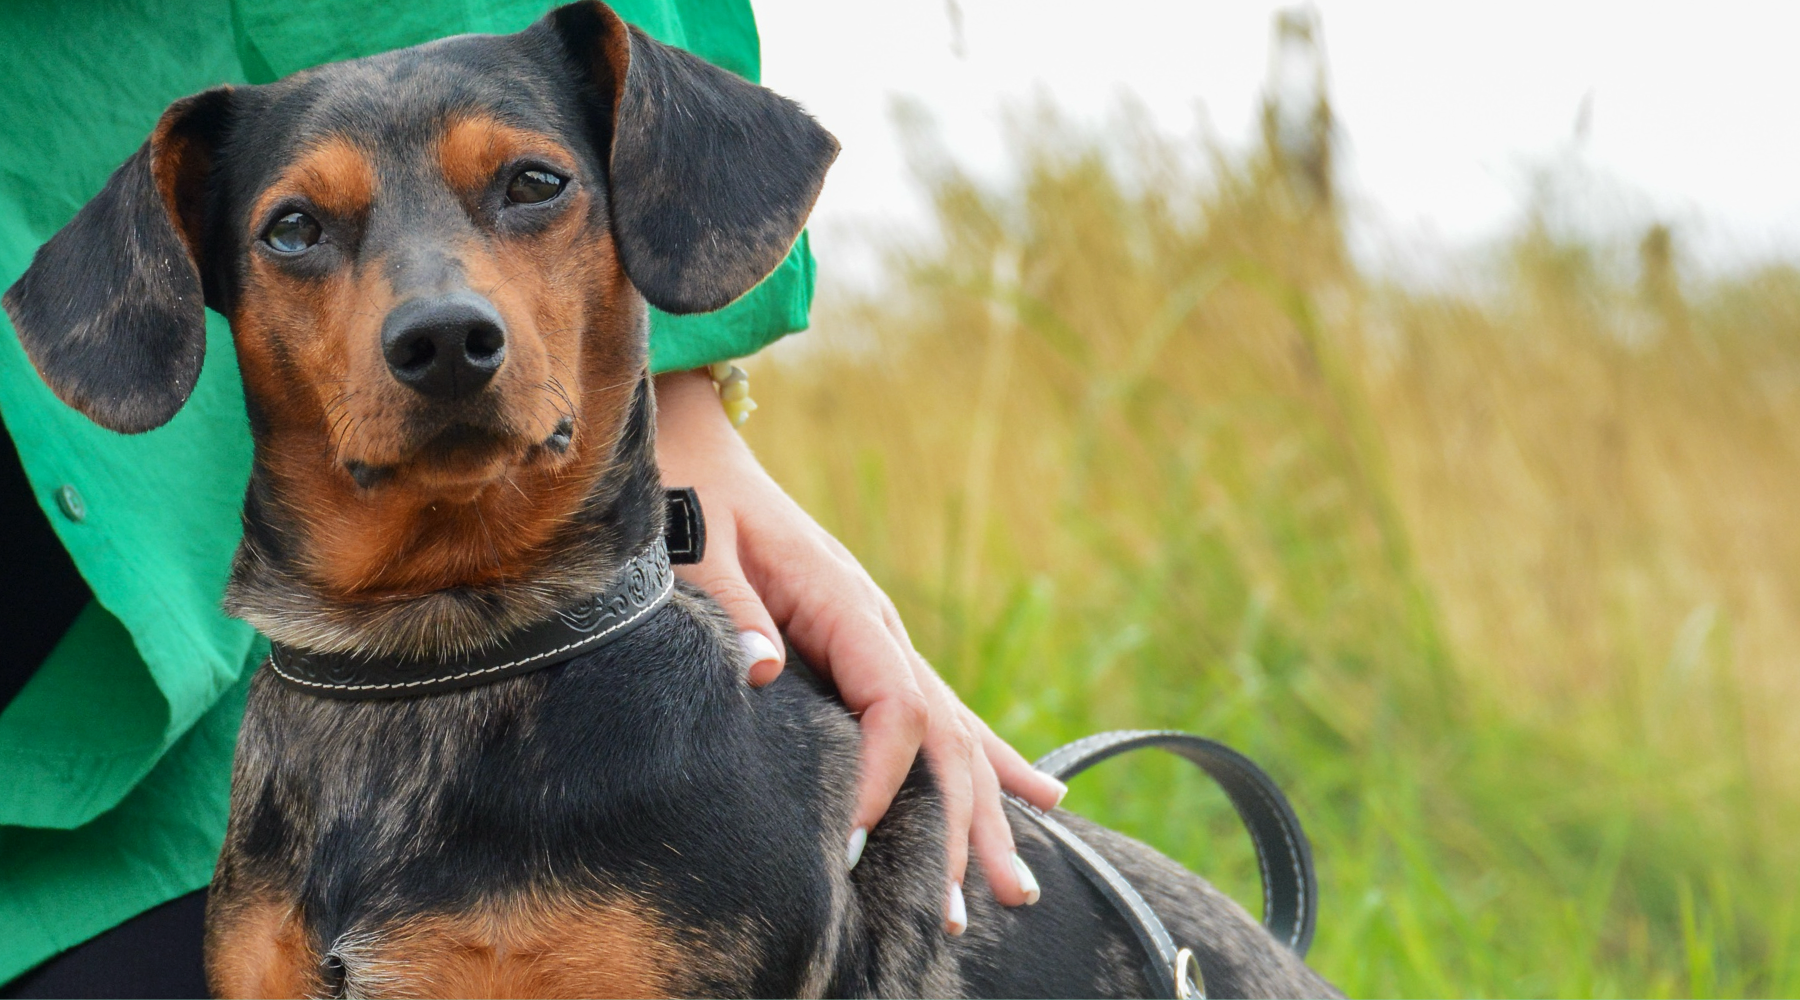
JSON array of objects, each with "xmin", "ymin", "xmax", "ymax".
[{"xmin": 744, "ymin": 96, "xmax": 1800, "ymax": 996}]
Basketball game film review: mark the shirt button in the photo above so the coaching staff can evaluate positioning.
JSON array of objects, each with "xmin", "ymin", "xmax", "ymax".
[{"xmin": 55, "ymin": 484, "xmax": 86, "ymax": 522}]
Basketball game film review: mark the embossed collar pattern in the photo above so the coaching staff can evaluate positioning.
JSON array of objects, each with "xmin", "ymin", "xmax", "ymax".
[{"xmin": 267, "ymin": 538, "xmax": 675, "ymax": 700}]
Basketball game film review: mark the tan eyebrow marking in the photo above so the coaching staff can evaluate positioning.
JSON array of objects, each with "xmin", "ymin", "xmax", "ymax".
[
  {"xmin": 438, "ymin": 113, "xmax": 578, "ymax": 194},
  {"xmin": 252, "ymin": 136, "xmax": 378, "ymax": 224}
]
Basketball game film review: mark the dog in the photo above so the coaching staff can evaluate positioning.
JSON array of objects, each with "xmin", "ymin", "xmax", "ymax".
[{"xmin": 5, "ymin": 3, "xmax": 1340, "ymax": 996}]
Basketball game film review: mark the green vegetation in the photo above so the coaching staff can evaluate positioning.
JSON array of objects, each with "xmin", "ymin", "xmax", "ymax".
[{"xmin": 745, "ymin": 89, "xmax": 1800, "ymax": 997}]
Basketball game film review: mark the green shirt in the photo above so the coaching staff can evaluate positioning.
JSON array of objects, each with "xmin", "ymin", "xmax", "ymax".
[{"xmin": 0, "ymin": 0, "xmax": 811, "ymax": 980}]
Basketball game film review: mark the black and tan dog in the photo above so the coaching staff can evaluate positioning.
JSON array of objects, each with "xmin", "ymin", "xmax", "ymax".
[{"xmin": 5, "ymin": 4, "xmax": 1338, "ymax": 996}]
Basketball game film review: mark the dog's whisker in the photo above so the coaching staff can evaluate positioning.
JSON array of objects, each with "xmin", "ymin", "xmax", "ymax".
[{"xmin": 481, "ymin": 264, "xmax": 536, "ymax": 302}]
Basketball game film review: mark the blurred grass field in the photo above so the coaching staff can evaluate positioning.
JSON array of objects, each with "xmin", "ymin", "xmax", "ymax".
[{"xmin": 741, "ymin": 78, "xmax": 1800, "ymax": 996}]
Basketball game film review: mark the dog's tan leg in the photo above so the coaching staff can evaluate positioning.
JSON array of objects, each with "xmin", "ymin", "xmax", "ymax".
[
  {"xmin": 205, "ymin": 891, "xmax": 321, "ymax": 1000},
  {"xmin": 328, "ymin": 896, "xmax": 686, "ymax": 999}
]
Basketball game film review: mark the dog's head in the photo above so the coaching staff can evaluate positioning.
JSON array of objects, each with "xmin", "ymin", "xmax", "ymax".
[{"xmin": 4, "ymin": 2, "xmax": 834, "ymax": 599}]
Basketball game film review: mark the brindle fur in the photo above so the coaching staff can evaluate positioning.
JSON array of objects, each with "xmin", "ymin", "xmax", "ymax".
[{"xmin": 5, "ymin": 3, "xmax": 1339, "ymax": 996}]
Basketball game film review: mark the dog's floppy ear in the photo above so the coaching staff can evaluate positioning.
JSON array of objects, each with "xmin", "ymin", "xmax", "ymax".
[
  {"xmin": 543, "ymin": 2, "xmax": 839, "ymax": 314},
  {"xmin": 2, "ymin": 88, "xmax": 233, "ymax": 433}
]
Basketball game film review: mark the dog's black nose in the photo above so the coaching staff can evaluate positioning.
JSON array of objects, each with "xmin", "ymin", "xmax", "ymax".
[{"xmin": 381, "ymin": 293, "xmax": 507, "ymax": 400}]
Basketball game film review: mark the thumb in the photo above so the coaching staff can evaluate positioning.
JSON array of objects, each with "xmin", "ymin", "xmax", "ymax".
[{"xmin": 675, "ymin": 537, "xmax": 786, "ymax": 686}]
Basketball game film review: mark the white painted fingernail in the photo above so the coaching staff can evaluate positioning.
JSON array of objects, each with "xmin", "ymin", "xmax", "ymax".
[
  {"xmin": 739, "ymin": 631, "xmax": 781, "ymax": 670},
  {"xmin": 1011, "ymin": 852, "xmax": 1041, "ymax": 905},
  {"xmin": 945, "ymin": 881, "xmax": 968, "ymax": 936},
  {"xmin": 1047, "ymin": 776, "xmax": 1069, "ymax": 809},
  {"xmin": 846, "ymin": 827, "xmax": 868, "ymax": 870}
]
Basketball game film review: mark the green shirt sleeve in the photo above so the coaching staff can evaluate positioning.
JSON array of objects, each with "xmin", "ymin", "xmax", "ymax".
[{"xmin": 0, "ymin": 0, "xmax": 807, "ymax": 980}]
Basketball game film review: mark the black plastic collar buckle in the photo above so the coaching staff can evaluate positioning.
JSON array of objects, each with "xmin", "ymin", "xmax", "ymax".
[{"xmin": 664, "ymin": 487, "xmax": 706, "ymax": 565}]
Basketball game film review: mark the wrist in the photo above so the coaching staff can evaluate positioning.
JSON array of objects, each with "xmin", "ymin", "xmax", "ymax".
[
  {"xmin": 654, "ymin": 369, "xmax": 756, "ymax": 485},
  {"xmin": 654, "ymin": 368, "xmax": 725, "ymax": 428}
]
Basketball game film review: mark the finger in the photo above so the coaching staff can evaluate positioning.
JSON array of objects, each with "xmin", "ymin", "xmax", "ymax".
[
  {"xmin": 976, "ymin": 717, "xmax": 1068, "ymax": 812},
  {"xmin": 848, "ymin": 687, "xmax": 930, "ymax": 842},
  {"xmin": 921, "ymin": 686, "xmax": 977, "ymax": 900},
  {"xmin": 738, "ymin": 526, "xmax": 938, "ymax": 863},
  {"xmin": 765, "ymin": 565, "xmax": 930, "ymax": 837},
  {"xmin": 968, "ymin": 741, "xmax": 1036, "ymax": 907},
  {"xmin": 674, "ymin": 529, "xmax": 785, "ymax": 686}
]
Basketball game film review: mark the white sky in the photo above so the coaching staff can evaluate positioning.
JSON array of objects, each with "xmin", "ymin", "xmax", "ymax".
[{"xmin": 756, "ymin": 1, "xmax": 1800, "ymax": 286}]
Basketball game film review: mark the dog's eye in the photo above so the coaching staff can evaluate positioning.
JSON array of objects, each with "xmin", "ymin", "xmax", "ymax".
[
  {"xmin": 506, "ymin": 169, "xmax": 565, "ymax": 205},
  {"xmin": 265, "ymin": 212, "xmax": 321, "ymax": 253}
]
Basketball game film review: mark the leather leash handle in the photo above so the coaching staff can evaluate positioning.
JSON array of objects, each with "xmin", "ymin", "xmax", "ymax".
[{"xmin": 1032, "ymin": 730, "xmax": 1319, "ymax": 957}]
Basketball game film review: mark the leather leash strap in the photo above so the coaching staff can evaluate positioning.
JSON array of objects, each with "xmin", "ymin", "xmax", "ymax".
[{"xmin": 1009, "ymin": 730, "xmax": 1318, "ymax": 999}]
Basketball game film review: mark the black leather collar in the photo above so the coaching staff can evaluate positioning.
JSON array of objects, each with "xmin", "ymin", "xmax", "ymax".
[{"xmin": 267, "ymin": 489, "xmax": 706, "ymax": 700}]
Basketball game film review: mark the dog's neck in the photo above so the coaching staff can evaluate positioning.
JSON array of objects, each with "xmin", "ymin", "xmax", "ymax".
[{"xmin": 223, "ymin": 374, "xmax": 666, "ymax": 660}]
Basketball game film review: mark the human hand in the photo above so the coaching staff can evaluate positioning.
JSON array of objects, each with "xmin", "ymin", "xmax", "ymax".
[{"xmin": 652, "ymin": 369, "xmax": 1068, "ymax": 932}]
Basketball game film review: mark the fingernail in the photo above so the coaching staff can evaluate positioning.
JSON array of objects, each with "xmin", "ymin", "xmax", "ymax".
[
  {"xmin": 1011, "ymin": 852, "xmax": 1041, "ymax": 905},
  {"xmin": 846, "ymin": 827, "xmax": 868, "ymax": 870},
  {"xmin": 739, "ymin": 631, "xmax": 781, "ymax": 670},
  {"xmin": 1047, "ymin": 776, "xmax": 1069, "ymax": 809},
  {"xmin": 945, "ymin": 881, "xmax": 968, "ymax": 936}
]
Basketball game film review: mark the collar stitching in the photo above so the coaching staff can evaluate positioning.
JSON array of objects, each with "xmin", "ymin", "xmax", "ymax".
[{"xmin": 265, "ymin": 571, "xmax": 674, "ymax": 694}]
